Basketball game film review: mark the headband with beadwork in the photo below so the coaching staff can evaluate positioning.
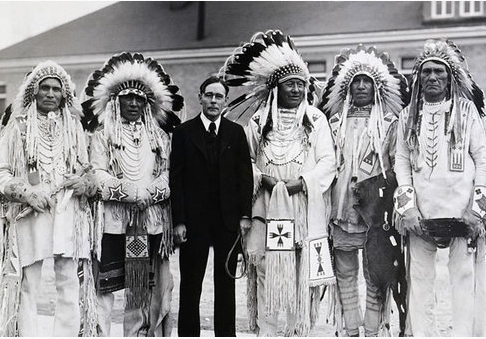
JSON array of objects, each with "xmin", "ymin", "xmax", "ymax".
[
  {"xmin": 320, "ymin": 44, "xmax": 409, "ymax": 118},
  {"xmin": 82, "ymin": 52, "xmax": 184, "ymax": 133},
  {"xmin": 17, "ymin": 60, "xmax": 75, "ymax": 110}
]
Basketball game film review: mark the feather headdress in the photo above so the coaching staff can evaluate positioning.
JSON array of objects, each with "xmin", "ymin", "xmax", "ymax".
[
  {"xmin": 320, "ymin": 45, "xmax": 409, "ymax": 179},
  {"xmin": 81, "ymin": 52, "xmax": 184, "ymax": 134},
  {"xmin": 405, "ymin": 39, "xmax": 484, "ymax": 149},
  {"xmin": 320, "ymin": 44, "xmax": 409, "ymax": 118},
  {"xmin": 6, "ymin": 60, "xmax": 85, "ymax": 175},
  {"xmin": 220, "ymin": 30, "xmax": 314, "ymax": 125},
  {"xmin": 11, "ymin": 60, "xmax": 81, "ymax": 119}
]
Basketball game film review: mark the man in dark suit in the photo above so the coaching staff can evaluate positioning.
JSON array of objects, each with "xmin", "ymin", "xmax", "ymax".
[{"xmin": 170, "ymin": 76, "xmax": 253, "ymax": 337}]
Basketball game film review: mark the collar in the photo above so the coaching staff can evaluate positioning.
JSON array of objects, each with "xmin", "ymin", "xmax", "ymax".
[
  {"xmin": 121, "ymin": 117, "xmax": 143, "ymax": 125},
  {"xmin": 200, "ymin": 113, "xmax": 221, "ymax": 134}
]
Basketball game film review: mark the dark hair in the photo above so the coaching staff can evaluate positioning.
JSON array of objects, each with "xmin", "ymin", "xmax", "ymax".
[{"xmin": 199, "ymin": 75, "xmax": 229, "ymax": 96}]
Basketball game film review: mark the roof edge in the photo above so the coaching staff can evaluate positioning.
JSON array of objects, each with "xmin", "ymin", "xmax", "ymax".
[{"xmin": 1, "ymin": 25, "xmax": 486, "ymax": 71}]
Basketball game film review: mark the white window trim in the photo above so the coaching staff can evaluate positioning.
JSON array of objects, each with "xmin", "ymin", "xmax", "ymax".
[
  {"xmin": 431, "ymin": 1, "xmax": 455, "ymax": 19},
  {"xmin": 459, "ymin": 1, "xmax": 483, "ymax": 17},
  {"xmin": 310, "ymin": 72, "xmax": 327, "ymax": 81},
  {"xmin": 0, "ymin": 82, "xmax": 6, "ymax": 100},
  {"xmin": 400, "ymin": 56, "xmax": 415, "ymax": 75}
]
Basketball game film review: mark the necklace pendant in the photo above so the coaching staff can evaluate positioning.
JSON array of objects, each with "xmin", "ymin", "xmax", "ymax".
[{"xmin": 28, "ymin": 170, "xmax": 40, "ymax": 185}]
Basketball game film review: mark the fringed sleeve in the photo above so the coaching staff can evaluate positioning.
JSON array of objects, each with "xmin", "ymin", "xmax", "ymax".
[
  {"xmin": 394, "ymin": 107, "xmax": 414, "ymax": 187},
  {"xmin": 0, "ymin": 122, "xmax": 26, "ymax": 194},
  {"xmin": 90, "ymin": 131, "xmax": 139, "ymax": 203},
  {"xmin": 244, "ymin": 116, "xmax": 263, "ymax": 203},
  {"xmin": 300, "ymin": 111, "xmax": 337, "ymax": 239}
]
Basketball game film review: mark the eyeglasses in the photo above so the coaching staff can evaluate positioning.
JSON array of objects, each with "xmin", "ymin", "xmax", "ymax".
[{"xmin": 202, "ymin": 92, "xmax": 225, "ymax": 100}]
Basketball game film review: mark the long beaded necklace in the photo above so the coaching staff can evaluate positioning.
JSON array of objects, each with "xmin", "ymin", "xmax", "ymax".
[
  {"xmin": 36, "ymin": 111, "xmax": 65, "ymax": 177},
  {"xmin": 262, "ymin": 108, "xmax": 307, "ymax": 167},
  {"xmin": 118, "ymin": 120, "xmax": 145, "ymax": 181}
]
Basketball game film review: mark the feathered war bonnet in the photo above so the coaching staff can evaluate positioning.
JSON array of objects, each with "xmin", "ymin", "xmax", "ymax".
[
  {"xmin": 320, "ymin": 45, "xmax": 409, "ymax": 179},
  {"xmin": 9, "ymin": 60, "xmax": 83, "ymax": 175},
  {"xmin": 404, "ymin": 39, "xmax": 484, "ymax": 149},
  {"xmin": 220, "ymin": 29, "xmax": 314, "ymax": 129},
  {"xmin": 81, "ymin": 52, "xmax": 184, "ymax": 151}
]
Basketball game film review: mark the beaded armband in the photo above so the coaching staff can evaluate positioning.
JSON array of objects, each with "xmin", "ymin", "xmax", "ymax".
[
  {"xmin": 472, "ymin": 186, "xmax": 486, "ymax": 219},
  {"xmin": 147, "ymin": 177, "xmax": 170, "ymax": 204},
  {"xmin": 393, "ymin": 185, "xmax": 416, "ymax": 216},
  {"xmin": 3, "ymin": 178, "xmax": 31, "ymax": 204},
  {"xmin": 100, "ymin": 178, "xmax": 138, "ymax": 203}
]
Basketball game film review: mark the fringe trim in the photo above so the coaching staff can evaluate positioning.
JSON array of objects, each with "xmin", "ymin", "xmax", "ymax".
[
  {"xmin": 0, "ymin": 220, "xmax": 21, "ymax": 337},
  {"xmin": 252, "ymin": 171, "xmax": 262, "ymax": 205},
  {"xmin": 73, "ymin": 197, "xmax": 93, "ymax": 260},
  {"xmin": 94, "ymin": 201, "xmax": 104, "ymax": 261},
  {"xmin": 326, "ymin": 284, "xmax": 344, "ymax": 337},
  {"xmin": 125, "ymin": 258, "xmax": 150, "ymax": 310},
  {"xmin": 79, "ymin": 259, "xmax": 98, "ymax": 337},
  {"xmin": 265, "ymin": 251, "xmax": 296, "ymax": 315},
  {"xmin": 0, "ymin": 275, "xmax": 20, "ymax": 337},
  {"xmin": 310, "ymin": 286, "xmax": 321, "ymax": 329},
  {"xmin": 295, "ymin": 241, "xmax": 336, "ymax": 336},
  {"xmin": 247, "ymin": 263, "xmax": 258, "ymax": 332},
  {"xmin": 3, "ymin": 120, "xmax": 28, "ymax": 179},
  {"xmin": 378, "ymin": 288, "xmax": 393, "ymax": 337},
  {"xmin": 100, "ymin": 202, "xmax": 173, "ymax": 257}
]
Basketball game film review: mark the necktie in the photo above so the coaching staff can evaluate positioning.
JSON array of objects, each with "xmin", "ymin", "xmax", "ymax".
[{"xmin": 209, "ymin": 122, "xmax": 217, "ymax": 138}]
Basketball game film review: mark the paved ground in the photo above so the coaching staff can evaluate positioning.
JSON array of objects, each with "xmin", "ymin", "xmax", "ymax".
[{"xmin": 37, "ymin": 248, "xmax": 453, "ymax": 336}]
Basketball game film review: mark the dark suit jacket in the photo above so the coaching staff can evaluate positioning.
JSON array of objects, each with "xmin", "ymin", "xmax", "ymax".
[{"xmin": 170, "ymin": 114, "xmax": 253, "ymax": 234}]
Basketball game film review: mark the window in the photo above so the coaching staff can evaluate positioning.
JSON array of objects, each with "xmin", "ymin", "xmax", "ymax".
[
  {"xmin": 0, "ymin": 83, "xmax": 6, "ymax": 115},
  {"xmin": 460, "ymin": 1, "xmax": 483, "ymax": 16},
  {"xmin": 401, "ymin": 57, "xmax": 415, "ymax": 72},
  {"xmin": 307, "ymin": 61, "xmax": 327, "ymax": 81},
  {"xmin": 400, "ymin": 57, "xmax": 416, "ymax": 84},
  {"xmin": 431, "ymin": 1, "xmax": 455, "ymax": 18}
]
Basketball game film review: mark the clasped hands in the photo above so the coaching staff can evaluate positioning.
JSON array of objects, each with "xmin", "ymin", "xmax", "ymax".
[
  {"xmin": 26, "ymin": 174, "xmax": 92, "ymax": 213},
  {"xmin": 261, "ymin": 174, "xmax": 303, "ymax": 196}
]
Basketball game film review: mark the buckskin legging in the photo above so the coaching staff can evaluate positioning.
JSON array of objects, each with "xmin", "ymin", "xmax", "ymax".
[{"xmin": 407, "ymin": 233, "xmax": 474, "ymax": 336}]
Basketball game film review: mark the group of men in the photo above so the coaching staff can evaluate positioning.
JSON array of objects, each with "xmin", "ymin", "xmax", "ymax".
[{"xmin": 0, "ymin": 29, "xmax": 484, "ymax": 338}]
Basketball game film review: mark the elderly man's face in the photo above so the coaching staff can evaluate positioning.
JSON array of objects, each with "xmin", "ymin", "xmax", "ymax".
[
  {"xmin": 35, "ymin": 78, "xmax": 62, "ymax": 115},
  {"xmin": 277, "ymin": 79, "xmax": 305, "ymax": 109},
  {"xmin": 119, "ymin": 93, "xmax": 146, "ymax": 122},
  {"xmin": 420, "ymin": 61, "xmax": 450, "ymax": 102},
  {"xmin": 350, "ymin": 74, "xmax": 374, "ymax": 107}
]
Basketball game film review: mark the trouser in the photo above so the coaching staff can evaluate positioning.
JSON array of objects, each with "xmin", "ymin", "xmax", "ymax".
[
  {"xmin": 97, "ymin": 255, "xmax": 173, "ymax": 337},
  {"xmin": 408, "ymin": 233, "xmax": 474, "ymax": 336},
  {"xmin": 178, "ymin": 225, "xmax": 238, "ymax": 337},
  {"xmin": 19, "ymin": 257, "xmax": 80, "ymax": 337},
  {"xmin": 474, "ymin": 237, "xmax": 486, "ymax": 336},
  {"xmin": 253, "ymin": 255, "xmax": 297, "ymax": 337},
  {"xmin": 334, "ymin": 248, "xmax": 381, "ymax": 337}
]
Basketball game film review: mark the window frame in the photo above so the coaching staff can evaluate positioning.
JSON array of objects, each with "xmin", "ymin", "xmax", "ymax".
[
  {"xmin": 431, "ymin": 0, "xmax": 455, "ymax": 19},
  {"xmin": 0, "ymin": 82, "xmax": 6, "ymax": 115},
  {"xmin": 459, "ymin": 1, "xmax": 483, "ymax": 17}
]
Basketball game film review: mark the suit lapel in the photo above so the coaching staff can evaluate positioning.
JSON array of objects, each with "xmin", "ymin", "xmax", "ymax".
[{"xmin": 188, "ymin": 114, "xmax": 209, "ymax": 160}]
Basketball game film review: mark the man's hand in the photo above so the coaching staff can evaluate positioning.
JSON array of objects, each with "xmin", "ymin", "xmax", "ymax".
[
  {"xmin": 261, "ymin": 174, "xmax": 278, "ymax": 192},
  {"xmin": 174, "ymin": 223, "xmax": 187, "ymax": 244},
  {"xmin": 284, "ymin": 178, "xmax": 303, "ymax": 196},
  {"xmin": 62, "ymin": 174, "xmax": 88, "ymax": 196},
  {"xmin": 240, "ymin": 217, "xmax": 252, "ymax": 235},
  {"xmin": 463, "ymin": 209, "xmax": 485, "ymax": 238},
  {"xmin": 27, "ymin": 189, "xmax": 53, "ymax": 213},
  {"xmin": 401, "ymin": 207, "xmax": 423, "ymax": 235},
  {"xmin": 136, "ymin": 189, "xmax": 152, "ymax": 211}
]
